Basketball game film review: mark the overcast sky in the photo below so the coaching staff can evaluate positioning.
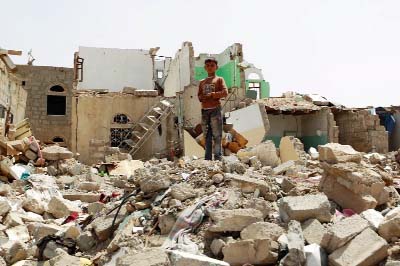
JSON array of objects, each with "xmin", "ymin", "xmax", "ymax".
[{"xmin": 2, "ymin": 0, "xmax": 399, "ymax": 107}]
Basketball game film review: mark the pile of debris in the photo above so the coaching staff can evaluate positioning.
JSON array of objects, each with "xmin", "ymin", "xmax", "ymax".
[{"xmin": 1, "ymin": 133, "xmax": 400, "ymax": 266}]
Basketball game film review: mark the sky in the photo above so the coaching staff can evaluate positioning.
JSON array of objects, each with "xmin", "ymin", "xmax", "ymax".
[{"xmin": 2, "ymin": 0, "xmax": 400, "ymax": 108}]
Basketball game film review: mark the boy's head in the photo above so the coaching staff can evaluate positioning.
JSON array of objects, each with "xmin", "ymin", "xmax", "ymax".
[{"xmin": 204, "ymin": 57, "xmax": 218, "ymax": 75}]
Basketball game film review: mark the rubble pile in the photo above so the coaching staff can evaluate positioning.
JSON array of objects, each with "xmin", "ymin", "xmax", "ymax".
[{"xmin": 1, "ymin": 135, "xmax": 400, "ymax": 265}]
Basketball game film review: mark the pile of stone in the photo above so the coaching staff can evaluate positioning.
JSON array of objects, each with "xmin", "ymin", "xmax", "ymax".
[{"xmin": 0, "ymin": 137, "xmax": 400, "ymax": 266}]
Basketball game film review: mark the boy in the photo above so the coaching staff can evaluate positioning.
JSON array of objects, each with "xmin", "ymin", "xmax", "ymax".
[{"xmin": 198, "ymin": 57, "xmax": 228, "ymax": 160}]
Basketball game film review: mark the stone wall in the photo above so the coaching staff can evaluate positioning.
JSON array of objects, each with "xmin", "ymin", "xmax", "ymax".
[
  {"xmin": 15, "ymin": 65, "xmax": 73, "ymax": 147},
  {"xmin": 334, "ymin": 109, "xmax": 388, "ymax": 153}
]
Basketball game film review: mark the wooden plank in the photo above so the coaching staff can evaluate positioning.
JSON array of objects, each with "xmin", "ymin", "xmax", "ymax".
[
  {"xmin": 0, "ymin": 55, "xmax": 16, "ymax": 70},
  {"xmin": 15, "ymin": 124, "xmax": 31, "ymax": 136},
  {"xmin": 0, "ymin": 49, "xmax": 22, "ymax": 56},
  {"xmin": 16, "ymin": 118, "xmax": 29, "ymax": 128}
]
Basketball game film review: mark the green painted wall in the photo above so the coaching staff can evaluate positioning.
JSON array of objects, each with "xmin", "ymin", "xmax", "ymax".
[
  {"xmin": 195, "ymin": 60, "xmax": 241, "ymax": 88},
  {"xmin": 264, "ymin": 134, "xmax": 328, "ymax": 152},
  {"xmin": 245, "ymin": 80, "xmax": 270, "ymax": 99}
]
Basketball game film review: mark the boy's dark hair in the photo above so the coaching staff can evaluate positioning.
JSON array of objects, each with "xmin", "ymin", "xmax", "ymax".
[{"xmin": 204, "ymin": 57, "xmax": 218, "ymax": 65}]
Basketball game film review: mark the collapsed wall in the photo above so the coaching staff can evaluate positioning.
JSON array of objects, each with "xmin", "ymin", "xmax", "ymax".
[{"xmin": 334, "ymin": 109, "xmax": 388, "ymax": 153}]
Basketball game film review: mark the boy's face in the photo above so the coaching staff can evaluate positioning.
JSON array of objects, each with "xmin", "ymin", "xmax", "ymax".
[{"xmin": 204, "ymin": 61, "xmax": 218, "ymax": 75}]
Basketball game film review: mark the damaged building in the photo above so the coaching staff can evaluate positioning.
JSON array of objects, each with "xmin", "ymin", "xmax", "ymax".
[
  {"xmin": 0, "ymin": 48, "xmax": 27, "ymax": 138},
  {"xmin": 12, "ymin": 41, "xmax": 394, "ymax": 165}
]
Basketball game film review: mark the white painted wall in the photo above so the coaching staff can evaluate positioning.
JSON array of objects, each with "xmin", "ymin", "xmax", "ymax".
[
  {"xmin": 245, "ymin": 67, "xmax": 265, "ymax": 80},
  {"xmin": 164, "ymin": 43, "xmax": 192, "ymax": 97},
  {"xmin": 226, "ymin": 103, "xmax": 268, "ymax": 147},
  {"xmin": 267, "ymin": 114, "xmax": 302, "ymax": 137},
  {"xmin": 77, "ymin": 46, "xmax": 154, "ymax": 92}
]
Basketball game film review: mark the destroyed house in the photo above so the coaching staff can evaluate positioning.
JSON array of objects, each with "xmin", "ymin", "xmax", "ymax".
[{"xmin": 0, "ymin": 48, "xmax": 27, "ymax": 138}]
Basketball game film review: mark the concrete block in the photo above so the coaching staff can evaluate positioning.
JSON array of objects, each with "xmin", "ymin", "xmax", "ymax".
[
  {"xmin": 170, "ymin": 183, "xmax": 197, "ymax": 201},
  {"xmin": 62, "ymin": 193, "xmax": 100, "ymax": 203},
  {"xmin": 329, "ymin": 228, "xmax": 388, "ymax": 266},
  {"xmin": 116, "ymin": 248, "xmax": 170, "ymax": 266},
  {"xmin": 42, "ymin": 146, "xmax": 73, "ymax": 161},
  {"xmin": 318, "ymin": 143, "xmax": 361, "ymax": 164},
  {"xmin": 361, "ymin": 209, "xmax": 384, "ymax": 230},
  {"xmin": 302, "ymin": 219, "xmax": 327, "ymax": 246},
  {"xmin": 240, "ymin": 222, "xmax": 285, "ymax": 241},
  {"xmin": 168, "ymin": 250, "xmax": 229, "ymax": 266},
  {"xmin": 320, "ymin": 162, "xmax": 389, "ymax": 213},
  {"xmin": 280, "ymin": 220, "xmax": 306, "ymax": 266},
  {"xmin": 226, "ymin": 173, "xmax": 270, "ymax": 196},
  {"xmin": 273, "ymin": 160, "xmax": 296, "ymax": 175},
  {"xmin": 279, "ymin": 194, "xmax": 332, "ymax": 223},
  {"xmin": 47, "ymin": 196, "xmax": 80, "ymax": 218},
  {"xmin": 222, "ymin": 239, "xmax": 278, "ymax": 265},
  {"xmin": 209, "ymin": 208, "xmax": 264, "ymax": 232},
  {"xmin": 378, "ymin": 213, "xmax": 400, "ymax": 241},
  {"xmin": 322, "ymin": 215, "xmax": 369, "ymax": 253}
]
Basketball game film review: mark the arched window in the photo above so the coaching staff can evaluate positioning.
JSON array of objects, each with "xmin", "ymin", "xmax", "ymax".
[
  {"xmin": 113, "ymin": 114, "xmax": 131, "ymax": 124},
  {"xmin": 52, "ymin": 136, "xmax": 65, "ymax": 143},
  {"xmin": 110, "ymin": 114, "xmax": 132, "ymax": 147},
  {"xmin": 49, "ymin": 85, "xmax": 65, "ymax": 93},
  {"xmin": 247, "ymin": 73, "xmax": 261, "ymax": 80}
]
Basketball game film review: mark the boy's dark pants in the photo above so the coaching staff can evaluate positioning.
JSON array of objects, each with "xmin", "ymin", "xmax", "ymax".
[{"xmin": 201, "ymin": 106, "xmax": 223, "ymax": 160}]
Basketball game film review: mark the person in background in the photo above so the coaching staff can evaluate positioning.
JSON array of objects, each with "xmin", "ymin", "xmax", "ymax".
[{"xmin": 198, "ymin": 57, "xmax": 228, "ymax": 160}]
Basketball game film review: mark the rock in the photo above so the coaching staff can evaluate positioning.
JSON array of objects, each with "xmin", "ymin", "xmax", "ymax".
[
  {"xmin": 10, "ymin": 260, "xmax": 39, "ymax": 266},
  {"xmin": 329, "ymin": 228, "xmax": 388, "ymax": 266},
  {"xmin": 63, "ymin": 225, "xmax": 80, "ymax": 240},
  {"xmin": 92, "ymin": 208, "xmax": 127, "ymax": 241},
  {"xmin": 5, "ymin": 225, "xmax": 30, "ymax": 242},
  {"xmin": 107, "ymin": 214, "xmax": 144, "ymax": 253},
  {"xmin": 158, "ymin": 214, "xmax": 176, "ymax": 235},
  {"xmin": 47, "ymin": 197, "xmax": 80, "ymax": 218},
  {"xmin": 170, "ymin": 183, "xmax": 197, "ymax": 201},
  {"xmin": 367, "ymin": 153, "xmax": 385, "ymax": 164},
  {"xmin": 279, "ymin": 194, "xmax": 332, "ymax": 223},
  {"xmin": 168, "ymin": 199, "xmax": 182, "ymax": 208},
  {"xmin": 208, "ymin": 209, "xmax": 264, "ymax": 232},
  {"xmin": 301, "ymin": 219, "xmax": 327, "ymax": 246},
  {"xmin": 308, "ymin": 147, "xmax": 319, "ymax": 160},
  {"xmin": 77, "ymin": 182, "xmax": 100, "ymax": 192},
  {"xmin": 227, "ymin": 173, "xmax": 270, "ymax": 196},
  {"xmin": 116, "ymin": 248, "xmax": 170, "ymax": 266},
  {"xmin": 87, "ymin": 202, "xmax": 104, "ymax": 215},
  {"xmin": 47, "ymin": 165, "xmax": 58, "ymax": 176},
  {"xmin": 24, "ymin": 149, "xmax": 37, "ymax": 161},
  {"xmin": 222, "ymin": 239, "xmax": 278, "ymax": 265},
  {"xmin": 321, "ymin": 215, "xmax": 369, "ymax": 253},
  {"xmin": 169, "ymin": 250, "xmax": 229, "ymax": 266},
  {"xmin": 273, "ymin": 160, "xmax": 296, "ymax": 175},
  {"xmin": 280, "ymin": 220, "xmax": 306, "ymax": 266},
  {"xmin": 22, "ymin": 190, "xmax": 47, "ymax": 215},
  {"xmin": 210, "ymin": 239, "xmax": 226, "ymax": 256},
  {"xmin": 242, "ymin": 198, "xmax": 272, "ymax": 218},
  {"xmin": 0, "ymin": 184, "xmax": 11, "ymax": 196},
  {"xmin": 46, "ymin": 252, "xmax": 82, "ymax": 266},
  {"xmin": 5, "ymin": 241, "xmax": 28, "ymax": 264},
  {"xmin": 41, "ymin": 146, "xmax": 73, "ymax": 161},
  {"xmin": 281, "ymin": 177, "xmax": 296, "ymax": 193},
  {"xmin": 378, "ymin": 212, "xmax": 400, "ymax": 241},
  {"xmin": 139, "ymin": 175, "xmax": 171, "ymax": 193},
  {"xmin": 28, "ymin": 223, "xmax": 63, "ymax": 241},
  {"xmin": 241, "ymin": 222, "xmax": 285, "ymax": 241},
  {"xmin": 320, "ymin": 162, "xmax": 389, "ymax": 213},
  {"xmin": 134, "ymin": 201, "xmax": 151, "ymax": 210},
  {"xmin": 0, "ymin": 197, "xmax": 11, "ymax": 216},
  {"xmin": 238, "ymin": 141, "xmax": 280, "ymax": 167},
  {"xmin": 280, "ymin": 136, "xmax": 301, "ymax": 163},
  {"xmin": 318, "ymin": 143, "xmax": 362, "ymax": 164},
  {"xmin": 212, "ymin": 173, "xmax": 224, "ymax": 184},
  {"xmin": 4, "ymin": 212, "xmax": 24, "ymax": 227},
  {"xmin": 77, "ymin": 231, "xmax": 97, "ymax": 252},
  {"xmin": 222, "ymin": 156, "xmax": 246, "ymax": 174},
  {"xmin": 361, "ymin": 209, "xmax": 384, "ymax": 230},
  {"xmin": 62, "ymin": 193, "xmax": 99, "ymax": 203}
]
